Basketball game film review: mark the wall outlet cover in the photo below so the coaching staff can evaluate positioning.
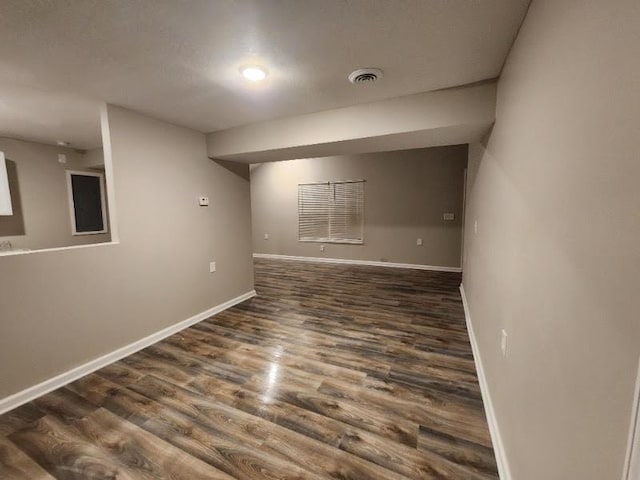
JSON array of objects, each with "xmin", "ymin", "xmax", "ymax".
[
  {"xmin": 198, "ymin": 196, "xmax": 210, "ymax": 206},
  {"xmin": 264, "ymin": 233, "xmax": 269, "ymax": 240},
  {"xmin": 416, "ymin": 238, "xmax": 423, "ymax": 246},
  {"xmin": 443, "ymin": 213, "xmax": 455, "ymax": 221}
]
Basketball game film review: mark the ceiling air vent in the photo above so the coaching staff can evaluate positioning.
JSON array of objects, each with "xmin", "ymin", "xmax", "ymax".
[{"xmin": 348, "ymin": 68, "xmax": 383, "ymax": 84}]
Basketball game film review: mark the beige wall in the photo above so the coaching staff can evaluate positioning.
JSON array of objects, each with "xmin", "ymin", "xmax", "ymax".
[
  {"xmin": 0, "ymin": 138, "xmax": 111, "ymax": 250},
  {"xmin": 82, "ymin": 147, "xmax": 106, "ymax": 169},
  {"xmin": 251, "ymin": 146, "xmax": 467, "ymax": 268},
  {"xmin": 0, "ymin": 105, "xmax": 254, "ymax": 399},
  {"xmin": 462, "ymin": 0, "xmax": 640, "ymax": 478}
]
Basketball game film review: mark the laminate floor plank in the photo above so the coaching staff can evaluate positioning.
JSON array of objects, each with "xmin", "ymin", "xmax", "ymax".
[
  {"xmin": 9, "ymin": 413, "xmax": 148, "ymax": 479},
  {"xmin": 77, "ymin": 408, "xmax": 237, "ymax": 480},
  {"xmin": 98, "ymin": 373, "xmax": 274, "ymax": 450},
  {"xmin": 339, "ymin": 428, "xmax": 493, "ymax": 480},
  {"xmin": 191, "ymin": 320, "xmax": 394, "ymax": 377},
  {"xmin": 418, "ymin": 425, "xmax": 498, "ymax": 477},
  {"xmin": 142, "ymin": 341, "xmax": 421, "ymax": 447},
  {"xmin": 165, "ymin": 330, "xmax": 367, "ymax": 383},
  {"xmin": 0, "ymin": 258, "xmax": 498, "ymax": 479},
  {"xmin": 260, "ymin": 422, "xmax": 412, "ymax": 480},
  {"xmin": 66, "ymin": 373, "xmax": 168, "ymax": 427},
  {"xmin": 0, "ymin": 403, "xmax": 45, "ymax": 437},
  {"xmin": 139, "ymin": 412, "xmax": 327, "ymax": 480},
  {"xmin": 31, "ymin": 388, "xmax": 98, "ymax": 426},
  {"xmin": 165, "ymin": 371, "xmax": 350, "ymax": 447},
  {"xmin": 318, "ymin": 378, "xmax": 492, "ymax": 448},
  {"xmin": 13, "ymin": 409, "xmax": 234, "ymax": 480},
  {"xmin": 107, "ymin": 373, "xmax": 409, "ymax": 480},
  {"xmin": 0, "ymin": 436, "xmax": 55, "ymax": 480}
]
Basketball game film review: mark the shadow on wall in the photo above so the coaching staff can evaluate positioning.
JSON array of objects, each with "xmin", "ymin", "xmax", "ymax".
[
  {"xmin": 0, "ymin": 159, "xmax": 25, "ymax": 236},
  {"xmin": 465, "ymin": 125, "xmax": 494, "ymax": 195},
  {"xmin": 212, "ymin": 158, "xmax": 250, "ymax": 181}
]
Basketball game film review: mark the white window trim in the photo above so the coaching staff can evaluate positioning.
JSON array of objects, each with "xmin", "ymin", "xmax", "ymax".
[{"xmin": 65, "ymin": 169, "xmax": 109, "ymax": 236}]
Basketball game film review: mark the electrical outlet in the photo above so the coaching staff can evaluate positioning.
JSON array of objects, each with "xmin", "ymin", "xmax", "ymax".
[
  {"xmin": 209, "ymin": 261, "xmax": 216, "ymax": 273},
  {"xmin": 264, "ymin": 233, "xmax": 269, "ymax": 240},
  {"xmin": 501, "ymin": 329, "xmax": 508, "ymax": 357},
  {"xmin": 416, "ymin": 238, "xmax": 423, "ymax": 246},
  {"xmin": 320, "ymin": 244, "xmax": 325, "ymax": 252},
  {"xmin": 443, "ymin": 213, "xmax": 455, "ymax": 221}
]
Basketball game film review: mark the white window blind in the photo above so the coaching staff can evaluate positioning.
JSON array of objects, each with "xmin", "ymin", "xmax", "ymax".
[{"xmin": 298, "ymin": 180, "xmax": 364, "ymax": 244}]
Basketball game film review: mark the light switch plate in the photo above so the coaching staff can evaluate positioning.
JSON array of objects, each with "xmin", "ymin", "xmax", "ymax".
[
  {"xmin": 209, "ymin": 261, "xmax": 216, "ymax": 273},
  {"xmin": 416, "ymin": 238, "xmax": 423, "ymax": 246},
  {"xmin": 443, "ymin": 213, "xmax": 455, "ymax": 221},
  {"xmin": 198, "ymin": 196, "xmax": 209, "ymax": 206}
]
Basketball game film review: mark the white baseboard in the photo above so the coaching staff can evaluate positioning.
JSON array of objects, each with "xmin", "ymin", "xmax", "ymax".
[
  {"xmin": 460, "ymin": 284, "xmax": 511, "ymax": 480},
  {"xmin": 0, "ymin": 289, "xmax": 256, "ymax": 415},
  {"xmin": 253, "ymin": 253, "xmax": 462, "ymax": 273},
  {"xmin": 622, "ymin": 356, "xmax": 640, "ymax": 480}
]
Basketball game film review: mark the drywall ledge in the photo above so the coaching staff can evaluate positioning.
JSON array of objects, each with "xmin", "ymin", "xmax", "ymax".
[
  {"xmin": 253, "ymin": 253, "xmax": 462, "ymax": 272},
  {"xmin": 460, "ymin": 283, "xmax": 511, "ymax": 479},
  {"xmin": 0, "ymin": 289, "xmax": 256, "ymax": 415},
  {"xmin": 207, "ymin": 83, "xmax": 497, "ymax": 163}
]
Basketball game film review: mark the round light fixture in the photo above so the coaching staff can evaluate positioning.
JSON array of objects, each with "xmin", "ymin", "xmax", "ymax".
[{"xmin": 241, "ymin": 66, "xmax": 267, "ymax": 82}]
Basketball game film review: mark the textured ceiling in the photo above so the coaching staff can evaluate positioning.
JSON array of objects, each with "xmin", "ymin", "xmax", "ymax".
[
  {"xmin": 0, "ymin": 0, "xmax": 529, "ymax": 147},
  {"xmin": 0, "ymin": 84, "xmax": 102, "ymax": 149}
]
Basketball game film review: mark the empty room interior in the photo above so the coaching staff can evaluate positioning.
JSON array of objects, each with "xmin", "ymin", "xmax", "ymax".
[{"xmin": 0, "ymin": 1, "xmax": 638, "ymax": 479}]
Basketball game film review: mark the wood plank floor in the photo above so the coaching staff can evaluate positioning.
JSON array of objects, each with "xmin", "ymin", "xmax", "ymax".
[{"xmin": 0, "ymin": 258, "xmax": 497, "ymax": 479}]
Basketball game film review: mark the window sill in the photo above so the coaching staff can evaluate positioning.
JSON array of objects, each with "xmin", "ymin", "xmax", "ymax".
[{"xmin": 298, "ymin": 238, "xmax": 364, "ymax": 245}]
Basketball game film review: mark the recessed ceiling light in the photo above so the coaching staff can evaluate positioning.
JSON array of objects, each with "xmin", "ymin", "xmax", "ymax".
[
  {"xmin": 241, "ymin": 66, "xmax": 267, "ymax": 82},
  {"xmin": 57, "ymin": 140, "xmax": 70, "ymax": 146}
]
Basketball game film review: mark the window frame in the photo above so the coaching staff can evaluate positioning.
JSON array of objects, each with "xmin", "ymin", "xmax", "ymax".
[{"xmin": 65, "ymin": 169, "xmax": 109, "ymax": 236}]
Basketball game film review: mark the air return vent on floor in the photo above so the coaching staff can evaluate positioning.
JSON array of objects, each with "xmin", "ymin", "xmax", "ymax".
[{"xmin": 348, "ymin": 68, "xmax": 384, "ymax": 84}]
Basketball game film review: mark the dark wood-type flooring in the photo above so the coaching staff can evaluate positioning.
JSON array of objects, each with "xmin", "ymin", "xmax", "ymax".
[{"xmin": 0, "ymin": 258, "xmax": 497, "ymax": 479}]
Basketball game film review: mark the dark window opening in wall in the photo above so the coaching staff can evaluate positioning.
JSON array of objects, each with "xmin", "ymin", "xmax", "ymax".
[
  {"xmin": 298, "ymin": 180, "xmax": 364, "ymax": 244},
  {"xmin": 66, "ymin": 170, "xmax": 108, "ymax": 235}
]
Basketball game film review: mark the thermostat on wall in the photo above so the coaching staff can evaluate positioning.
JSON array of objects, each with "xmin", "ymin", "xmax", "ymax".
[{"xmin": 198, "ymin": 196, "xmax": 209, "ymax": 206}]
